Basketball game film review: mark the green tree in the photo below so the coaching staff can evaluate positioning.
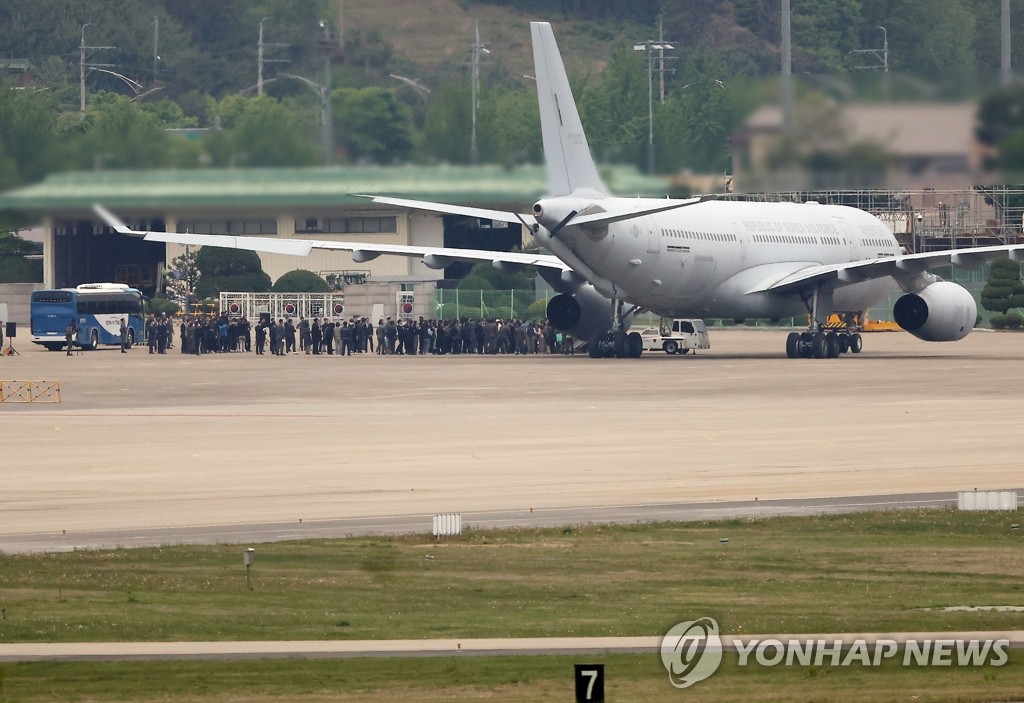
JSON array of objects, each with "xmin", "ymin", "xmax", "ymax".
[
  {"xmin": 165, "ymin": 248, "xmax": 201, "ymax": 303},
  {"xmin": 67, "ymin": 93, "xmax": 175, "ymax": 170},
  {"xmin": 271, "ymin": 269, "xmax": 331, "ymax": 292},
  {"xmin": 194, "ymin": 247, "xmax": 271, "ymax": 298},
  {"xmin": 205, "ymin": 95, "xmax": 319, "ymax": 167},
  {"xmin": 0, "ymin": 230, "xmax": 43, "ymax": 282},
  {"xmin": 981, "ymin": 258, "xmax": 1024, "ymax": 314},
  {"xmin": 861, "ymin": 0, "xmax": 976, "ymax": 76},
  {"xmin": 0, "ymin": 84, "xmax": 59, "ymax": 189},
  {"xmin": 456, "ymin": 261, "xmax": 533, "ymax": 291},
  {"xmin": 332, "ymin": 87, "xmax": 415, "ymax": 163},
  {"xmin": 792, "ymin": 0, "xmax": 862, "ymax": 72},
  {"xmin": 419, "ymin": 78, "xmax": 472, "ymax": 163}
]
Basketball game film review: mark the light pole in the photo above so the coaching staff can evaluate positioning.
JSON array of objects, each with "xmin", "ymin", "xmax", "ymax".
[
  {"xmin": 258, "ymin": 17, "xmax": 269, "ymax": 96},
  {"xmin": 318, "ymin": 21, "xmax": 335, "ymax": 166},
  {"xmin": 633, "ymin": 39, "xmax": 674, "ymax": 174},
  {"xmin": 470, "ymin": 20, "xmax": 489, "ymax": 165}
]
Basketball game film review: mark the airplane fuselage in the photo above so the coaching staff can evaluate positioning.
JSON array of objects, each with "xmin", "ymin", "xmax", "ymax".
[{"xmin": 542, "ymin": 198, "xmax": 899, "ymax": 320}]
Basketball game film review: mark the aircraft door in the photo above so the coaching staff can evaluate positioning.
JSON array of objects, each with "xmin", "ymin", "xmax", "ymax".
[{"xmin": 645, "ymin": 217, "xmax": 660, "ymax": 254}]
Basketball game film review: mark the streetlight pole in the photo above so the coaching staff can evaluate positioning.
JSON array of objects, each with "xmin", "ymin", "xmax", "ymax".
[
  {"xmin": 1002, "ymin": 0, "xmax": 1012, "ymax": 87},
  {"xmin": 258, "ymin": 17, "xmax": 268, "ymax": 96},
  {"xmin": 633, "ymin": 38, "xmax": 674, "ymax": 174},
  {"xmin": 153, "ymin": 16, "xmax": 159, "ymax": 84},
  {"xmin": 319, "ymin": 21, "xmax": 334, "ymax": 166},
  {"xmin": 470, "ymin": 20, "xmax": 489, "ymax": 165}
]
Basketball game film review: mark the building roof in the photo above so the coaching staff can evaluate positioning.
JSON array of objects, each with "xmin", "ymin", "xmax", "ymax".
[
  {"xmin": 0, "ymin": 165, "xmax": 668, "ymax": 213},
  {"xmin": 741, "ymin": 103, "xmax": 978, "ymax": 157}
]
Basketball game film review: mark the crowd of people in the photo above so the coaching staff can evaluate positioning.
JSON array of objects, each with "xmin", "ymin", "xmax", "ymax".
[{"xmin": 139, "ymin": 314, "xmax": 578, "ymax": 356}]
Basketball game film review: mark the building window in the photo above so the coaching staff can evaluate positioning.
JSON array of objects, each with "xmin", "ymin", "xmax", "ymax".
[
  {"xmin": 295, "ymin": 216, "xmax": 398, "ymax": 235},
  {"xmin": 178, "ymin": 220, "xmax": 277, "ymax": 235}
]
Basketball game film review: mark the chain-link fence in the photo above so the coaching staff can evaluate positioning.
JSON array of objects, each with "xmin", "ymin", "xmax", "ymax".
[{"xmin": 433, "ymin": 289, "xmax": 546, "ymax": 321}]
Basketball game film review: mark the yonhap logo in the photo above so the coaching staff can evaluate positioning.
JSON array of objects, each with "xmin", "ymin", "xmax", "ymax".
[{"xmin": 659, "ymin": 617, "xmax": 723, "ymax": 688}]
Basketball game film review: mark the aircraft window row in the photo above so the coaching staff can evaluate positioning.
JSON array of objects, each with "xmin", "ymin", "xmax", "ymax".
[
  {"xmin": 859, "ymin": 237, "xmax": 892, "ymax": 248},
  {"xmin": 753, "ymin": 234, "xmax": 821, "ymax": 245},
  {"xmin": 662, "ymin": 229, "xmax": 737, "ymax": 242}
]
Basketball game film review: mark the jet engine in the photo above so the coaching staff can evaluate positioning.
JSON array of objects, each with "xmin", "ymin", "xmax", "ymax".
[
  {"xmin": 546, "ymin": 285, "xmax": 631, "ymax": 341},
  {"xmin": 893, "ymin": 281, "xmax": 977, "ymax": 342}
]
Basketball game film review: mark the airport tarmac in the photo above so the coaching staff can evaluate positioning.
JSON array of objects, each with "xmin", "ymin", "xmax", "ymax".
[{"xmin": 1, "ymin": 328, "xmax": 1022, "ymax": 553}]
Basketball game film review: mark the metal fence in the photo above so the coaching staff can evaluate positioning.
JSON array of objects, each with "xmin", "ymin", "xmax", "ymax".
[{"xmin": 432, "ymin": 289, "xmax": 545, "ymax": 321}]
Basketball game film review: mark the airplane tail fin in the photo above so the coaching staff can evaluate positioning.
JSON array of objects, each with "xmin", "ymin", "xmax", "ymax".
[{"xmin": 531, "ymin": 22, "xmax": 607, "ymax": 198}]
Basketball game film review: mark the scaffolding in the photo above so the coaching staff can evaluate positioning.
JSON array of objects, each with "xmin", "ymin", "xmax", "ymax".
[{"xmin": 723, "ymin": 187, "xmax": 1024, "ymax": 253}]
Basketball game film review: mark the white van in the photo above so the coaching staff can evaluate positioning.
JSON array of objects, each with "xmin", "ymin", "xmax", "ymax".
[{"xmin": 638, "ymin": 318, "xmax": 710, "ymax": 355}]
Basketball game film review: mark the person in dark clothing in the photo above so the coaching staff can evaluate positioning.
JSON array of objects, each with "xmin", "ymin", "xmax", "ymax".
[
  {"xmin": 255, "ymin": 323, "xmax": 266, "ymax": 355},
  {"xmin": 284, "ymin": 318, "xmax": 296, "ymax": 354},
  {"xmin": 323, "ymin": 319, "xmax": 335, "ymax": 355},
  {"xmin": 65, "ymin": 321, "xmax": 77, "ymax": 355},
  {"xmin": 268, "ymin": 320, "xmax": 279, "ymax": 355},
  {"xmin": 311, "ymin": 319, "xmax": 322, "ymax": 354},
  {"xmin": 339, "ymin": 321, "xmax": 353, "ymax": 355},
  {"xmin": 300, "ymin": 317, "xmax": 311, "ymax": 354}
]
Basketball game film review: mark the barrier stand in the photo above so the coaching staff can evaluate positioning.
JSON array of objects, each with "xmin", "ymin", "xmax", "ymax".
[{"xmin": 0, "ymin": 380, "xmax": 61, "ymax": 403}]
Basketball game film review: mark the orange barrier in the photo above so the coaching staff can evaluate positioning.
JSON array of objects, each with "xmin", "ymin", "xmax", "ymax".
[{"xmin": 0, "ymin": 380, "xmax": 61, "ymax": 403}]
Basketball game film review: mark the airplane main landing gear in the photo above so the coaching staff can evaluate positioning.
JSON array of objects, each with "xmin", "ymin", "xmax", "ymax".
[
  {"xmin": 785, "ymin": 284, "xmax": 864, "ymax": 359},
  {"xmin": 588, "ymin": 297, "xmax": 643, "ymax": 358},
  {"xmin": 589, "ymin": 330, "xmax": 643, "ymax": 358}
]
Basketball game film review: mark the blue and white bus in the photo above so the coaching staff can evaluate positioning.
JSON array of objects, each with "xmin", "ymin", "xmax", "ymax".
[{"xmin": 31, "ymin": 283, "xmax": 146, "ymax": 351}]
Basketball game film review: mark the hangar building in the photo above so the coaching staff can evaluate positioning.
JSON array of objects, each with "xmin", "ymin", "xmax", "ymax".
[{"xmin": 0, "ymin": 165, "xmax": 667, "ymax": 297}]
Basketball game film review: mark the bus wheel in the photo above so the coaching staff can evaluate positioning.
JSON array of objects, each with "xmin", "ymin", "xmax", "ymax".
[
  {"xmin": 127, "ymin": 329, "xmax": 135, "ymax": 348},
  {"xmin": 44, "ymin": 343, "xmax": 63, "ymax": 352},
  {"xmin": 89, "ymin": 329, "xmax": 98, "ymax": 350}
]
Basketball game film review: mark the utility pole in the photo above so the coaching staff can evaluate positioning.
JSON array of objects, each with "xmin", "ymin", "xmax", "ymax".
[
  {"xmin": 257, "ymin": 18, "xmax": 290, "ymax": 96},
  {"xmin": 633, "ymin": 36, "xmax": 675, "ymax": 174},
  {"xmin": 1002, "ymin": 0, "xmax": 1012, "ymax": 87},
  {"xmin": 319, "ymin": 21, "xmax": 335, "ymax": 165},
  {"xmin": 79, "ymin": 23, "xmax": 116, "ymax": 120},
  {"xmin": 258, "ymin": 18, "xmax": 265, "ymax": 95},
  {"xmin": 153, "ymin": 16, "xmax": 159, "ymax": 84},
  {"xmin": 781, "ymin": 0, "xmax": 792, "ymax": 133},
  {"xmin": 470, "ymin": 20, "xmax": 489, "ymax": 165}
]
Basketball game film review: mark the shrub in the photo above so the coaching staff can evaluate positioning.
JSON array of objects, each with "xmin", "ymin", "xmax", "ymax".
[{"xmin": 272, "ymin": 269, "xmax": 330, "ymax": 293}]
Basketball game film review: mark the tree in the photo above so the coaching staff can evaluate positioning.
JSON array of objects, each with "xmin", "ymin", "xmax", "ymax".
[
  {"xmin": 0, "ymin": 83, "xmax": 59, "ymax": 189},
  {"xmin": 332, "ymin": 87, "xmax": 415, "ymax": 163},
  {"xmin": 164, "ymin": 248, "xmax": 201, "ymax": 304},
  {"xmin": 0, "ymin": 231, "xmax": 43, "ymax": 283},
  {"xmin": 980, "ymin": 258, "xmax": 1024, "ymax": 314},
  {"xmin": 456, "ymin": 261, "xmax": 533, "ymax": 291},
  {"xmin": 194, "ymin": 247, "xmax": 271, "ymax": 298},
  {"xmin": 272, "ymin": 269, "xmax": 331, "ymax": 292},
  {"xmin": 205, "ymin": 95, "xmax": 319, "ymax": 167}
]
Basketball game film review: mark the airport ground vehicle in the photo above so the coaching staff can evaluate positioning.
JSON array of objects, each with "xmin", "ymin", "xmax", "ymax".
[
  {"xmin": 638, "ymin": 318, "xmax": 710, "ymax": 355},
  {"xmin": 30, "ymin": 283, "xmax": 145, "ymax": 351}
]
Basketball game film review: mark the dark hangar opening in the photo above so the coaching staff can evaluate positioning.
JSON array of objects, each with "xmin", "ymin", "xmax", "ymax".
[
  {"xmin": 53, "ymin": 218, "xmax": 166, "ymax": 296},
  {"xmin": 441, "ymin": 215, "xmax": 523, "ymax": 281}
]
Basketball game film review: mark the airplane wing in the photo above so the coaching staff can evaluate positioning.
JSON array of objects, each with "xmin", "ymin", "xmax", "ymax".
[
  {"xmin": 92, "ymin": 204, "xmax": 568, "ymax": 272},
  {"xmin": 748, "ymin": 244, "xmax": 1024, "ymax": 295},
  {"xmin": 360, "ymin": 195, "xmax": 536, "ymax": 228}
]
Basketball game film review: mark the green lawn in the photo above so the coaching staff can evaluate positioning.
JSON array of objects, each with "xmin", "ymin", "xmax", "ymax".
[{"xmin": 0, "ymin": 509, "xmax": 1021, "ymax": 701}]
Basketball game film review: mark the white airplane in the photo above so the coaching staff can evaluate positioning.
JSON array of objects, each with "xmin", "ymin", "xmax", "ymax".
[{"xmin": 96, "ymin": 21, "xmax": 1024, "ymax": 359}]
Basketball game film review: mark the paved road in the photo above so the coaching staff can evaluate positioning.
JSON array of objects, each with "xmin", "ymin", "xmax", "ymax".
[
  {"xmin": 2, "ymin": 329, "xmax": 1022, "ymax": 553},
  {"xmin": 1, "ymin": 632, "xmax": 1021, "ymax": 662}
]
